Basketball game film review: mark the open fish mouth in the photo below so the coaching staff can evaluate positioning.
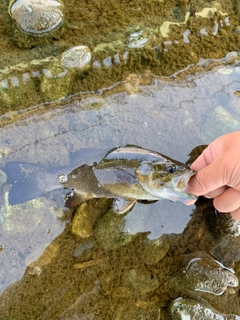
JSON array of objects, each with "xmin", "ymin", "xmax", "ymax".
[{"xmin": 171, "ymin": 170, "xmax": 197, "ymax": 199}]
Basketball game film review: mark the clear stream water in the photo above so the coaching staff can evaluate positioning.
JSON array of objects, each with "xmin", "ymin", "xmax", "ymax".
[
  {"xmin": 0, "ymin": 0, "xmax": 240, "ymax": 318},
  {"xmin": 0, "ymin": 62, "xmax": 240, "ymax": 318}
]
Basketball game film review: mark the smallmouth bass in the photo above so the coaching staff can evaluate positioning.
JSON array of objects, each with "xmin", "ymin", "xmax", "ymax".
[{"xmin": 5, "ymin": 145, "xmax": 197, "ymax": 214}]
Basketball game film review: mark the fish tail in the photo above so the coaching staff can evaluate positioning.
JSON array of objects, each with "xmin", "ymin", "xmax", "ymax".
[{"xmin": 5, "ymin": 162, "xmax": 57, "ymax": 205}]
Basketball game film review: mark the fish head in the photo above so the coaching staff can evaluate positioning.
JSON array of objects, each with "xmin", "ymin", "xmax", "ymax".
[{"xmin": 135, "ymin": 160, "xmax": 197, "ymax": 202}]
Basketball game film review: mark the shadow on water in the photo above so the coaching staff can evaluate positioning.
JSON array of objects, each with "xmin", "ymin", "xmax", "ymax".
[{"xmin": 1, "ymin": 0, "xmax": 240, "ymax": 318}]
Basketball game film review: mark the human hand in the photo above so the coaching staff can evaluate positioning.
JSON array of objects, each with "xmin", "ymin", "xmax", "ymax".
[{"xmin": 186, "ymin": 131, "xmax": 240, "ymax": 221}]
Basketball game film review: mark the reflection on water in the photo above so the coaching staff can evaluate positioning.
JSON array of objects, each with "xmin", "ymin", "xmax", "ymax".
[{"xmin": 0, "ymin": 60, "xmax": 240, "ymax": 318}]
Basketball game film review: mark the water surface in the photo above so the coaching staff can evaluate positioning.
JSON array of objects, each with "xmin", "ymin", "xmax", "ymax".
[
  {"xmin": 0, "ymin": 61, "xmax": 240, "ymax": 318},
  {"xmin": 0, "ymin": 0, "xmax": 240, "ymax": 318}
]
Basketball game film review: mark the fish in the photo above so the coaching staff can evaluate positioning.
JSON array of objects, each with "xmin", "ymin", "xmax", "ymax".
[{"xmin": 5, "ymin": 145, "xmax": 197, "ymax": 214}]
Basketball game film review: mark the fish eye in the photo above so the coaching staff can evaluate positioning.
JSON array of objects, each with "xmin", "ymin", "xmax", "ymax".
[{"xmin": 167, "ymin": 166, "xmax": 176, "ymax": 173}]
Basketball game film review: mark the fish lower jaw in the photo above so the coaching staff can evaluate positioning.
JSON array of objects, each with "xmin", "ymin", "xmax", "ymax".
[
  {"xmin": 171, "ymin": 171, "xmax": 196, "ymax": 190},
  {"xmin": 139, "ymin": 183, "xmax": 197, "ymax": 202}
]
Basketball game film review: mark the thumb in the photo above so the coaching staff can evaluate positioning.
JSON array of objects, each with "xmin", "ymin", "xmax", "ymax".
[{"xmin": 187, "ymin": 158, "xmax": 227, "ymax": 196}]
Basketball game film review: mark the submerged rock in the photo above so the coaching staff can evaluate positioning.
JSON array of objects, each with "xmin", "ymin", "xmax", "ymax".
[
  {"xmin": 40, "ymin": 62, "xmax": 71, "ymax": 102},
  {"xmin": 95, "ymin": 208, "xmax": 137, "ymax": 250},
  {"xmin": 122, "ymin": 268, "xmax": 159, "ymax": 295},
  {"xmin": 57, "ymin": 281, "xmax": 100, "ymax": 320},
  {"xmin": 0, "ymin": 191, "xmax": 63, "ymax": 232},
  {"xmin": 211, "ymin": 237, "xmax": 240, "ymax": 267},
  {"xmin": 9, "ymin": 0, "xmax": 64, "ymax": 35},
  {"xmin": 71, "ymin": 204, "xmax": 93, "ymax": 238},
  {"xmin": 209, "ymin": 211, "xmax": 240, "ymax": 239},
  {"xmin": 169, "ymin": 298, "xmax": 240, "ymax": 320},
  {"xmin": 128, "ymin": 31, "xmax": 148, "ymax": 49},
  {"xmin": 140, "ymin": 235, "xmax": 170, "ymax": 265},
  {"xmin": 40, "ymin": 45, "xmax": 92, "ymax": 101},
  {"xmin": 177, "ymin": 251, "xmax": 238, "ymax": 296},
  {"xmin": 71, "ymin": 199, "xmax": 110, "ymax": 238},
  {"xmin": 61, "ymin": 45, "xmax": 92, "ymax": 70},
  {"xmin": 72, "ymin": 241, "xmax": 95, "ymax": 258},
  {"xmin": 207, "ymin": 211, "xmax": 240, "ymax": 267}
]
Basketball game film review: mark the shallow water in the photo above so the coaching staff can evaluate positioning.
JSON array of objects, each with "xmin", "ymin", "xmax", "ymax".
[
  {"xmin": 0, "ymin": 0, "xmax": 240, "ymax": 319},
  {"xmin": 0, "ymin": 62, "xmax": 240, "ymax": 318}
]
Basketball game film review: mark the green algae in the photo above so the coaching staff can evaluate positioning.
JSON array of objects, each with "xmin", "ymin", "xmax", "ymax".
[
  {"xmin": 0, "ymin": 0, "xmax": 240, "ymax": 114},
  {"xmin": 0, "ymin": 0, "xmax": 240, "ymax": 319}
]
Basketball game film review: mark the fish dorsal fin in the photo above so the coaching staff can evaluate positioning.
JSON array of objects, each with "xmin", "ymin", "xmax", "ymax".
[
  {"xmin": 113, "ymin": 198, "xmax": 136, "ymax": 214},
  {"xmin": 123, "ymin": 144, "xmax": 143, "ymax": 149},
  {"xmin": 64, "ymin": 190, "xmax": 92, "ymax": 208}
]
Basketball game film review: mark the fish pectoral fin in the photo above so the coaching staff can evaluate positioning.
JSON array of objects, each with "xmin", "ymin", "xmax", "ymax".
[
  {"xmin": 113, "ymin": 198, "xmax": 136, "ymax": 214},
  {"xmin": 64, "ymin": 190, "xmax": 92, "ymax": 208}
]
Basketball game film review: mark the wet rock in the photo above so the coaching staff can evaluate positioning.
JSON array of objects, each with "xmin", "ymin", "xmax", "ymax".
[
  {"xmin": 95, "ymin": 208, "xmax": 137, "ymax": 250},
  {"xmin": 122, "ymin": 268, "xmax": 159, "ymax": 295},
  {"xmin": 169, "ymin": 298, "xmax": 240, "ymax": 320},
  {"xmin": 9, "ymin": 0, "xmax": 64, "ymax": 35},
  {"xmin": 181, "ymin": 251, "xmax": 238, "ymax": 295}
]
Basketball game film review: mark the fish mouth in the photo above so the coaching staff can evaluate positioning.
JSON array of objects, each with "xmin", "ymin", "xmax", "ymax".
[{"xmin": 172, "ymin": 170, "xmax": 197, "ymax": 198}]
